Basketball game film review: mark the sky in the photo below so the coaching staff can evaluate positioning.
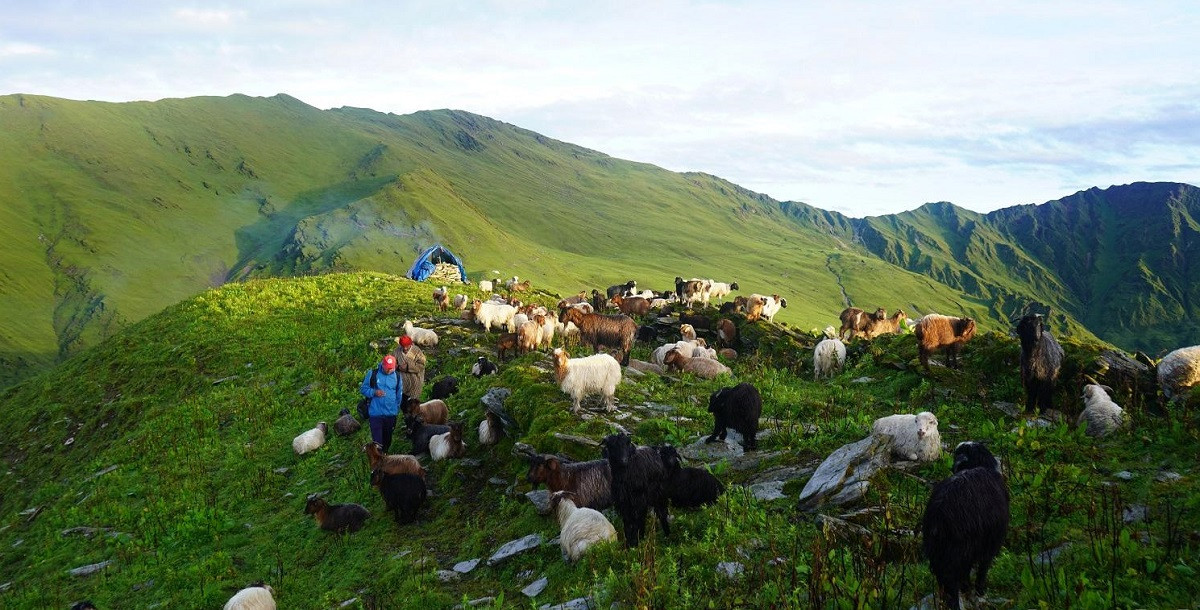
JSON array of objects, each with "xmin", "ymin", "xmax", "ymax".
[{"xmin": 2, "ymin": 0, "xmax": 1198, "ymax": 217}]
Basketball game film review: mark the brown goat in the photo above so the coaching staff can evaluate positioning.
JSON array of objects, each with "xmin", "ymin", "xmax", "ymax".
[
  {"xmin": 558, "ymin": 307, "xmax": 636, "ymax": 365},
  {"xmin": 362, "ymin": 442, "xmax": 427, "ymax": 478},
  {"xmin": 611, "ymin": 295, "xmax": 651, "ymax": 316},
  {"xmin": 517, "ymin": 320, "xmax": 540, "ymax": 354},
  {"xmin": 716, "ymin": 318, "xmax": 737, "ymax": 347},
  {"xmin": 526, "ymin": 454, "xmax": 613, "ymax": 510},
  {"xmin": 864, "ymin": 309, "xmax": 907, "ymax": 339},
  {"xmin": 432, "ymin": 287, "xmax": 449, "ymax": 311},
  {"xmin": 497, "ymin": 332, "xmax": 519, "ymax": 361},
  {"xmin": 304, "ymin": 495, "xmax": 370, "ymax": 533},
  {"xmin": 509, "ymin": 280, "xmax": 532, "ymax": 292},
  {"xmin": 914, "ymin": 314, "xmax": 977, "ymax": 371},
  {"xmin": 839, "ymin": 307, "xmax": 886, "ymax": 340},
  {"xmin": 403, "ymin": 398, "xmax": 449, "ymax": 425},
  {"xmin": 744, "ymin": 296, "xmax": 766, "ymax": 322}
]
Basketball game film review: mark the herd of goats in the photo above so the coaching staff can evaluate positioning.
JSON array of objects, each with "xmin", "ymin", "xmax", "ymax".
[{"xmin": 217, "ymin": 275, "xmax": 1200, "ymax": 610}]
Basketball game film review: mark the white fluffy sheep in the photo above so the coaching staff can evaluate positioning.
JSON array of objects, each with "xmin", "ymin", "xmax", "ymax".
[
  {"xmin": 479, "ymin": 279, "xmax": 493, "ymax": 293},
  {"xmin": 662, "ymin": 348, "xmax": 731, "ymax": 379},
  {"xmin": 292, "ymin": 422, "xmax": 327, "ymax": 455},
  {"xmin": 872, "ymin": 411, "xmax": 941, "ymax": 462},
  {"xmin": 1078, "ymin": 384, "xmax": 1126, "ymax": 437},
  {"xmin": 452, "ymin": 294, "xmax": 469, "ymax": 310},
  {"xmin": 551, "ymin": 491, "xmax": 617, "ymax": 562},
  {"xmin": 536, "ymin": 314, "xmax": 556, "ymax": 349},
  {"xmin": 813, "ymin": 338, "xmax": 847, "ymax": 380},
  {"xmin": 224, "ymin": 584, "xmax": 276, "ymax": 610},
  {"xmin": 1158, "ymin": 345, "xmax": 1200, "ymax": 403},
  {"xmin": 707, "ymin": 281, "xmax": 739, "ymax": 302},
  {"xmin": 402, "ymin": 320, "xmax": 439, "ymax": 347},
  {"xmin": 472, "ymin": 300, "xmax": 517, "ymax": 332},
  {"xmin": 553, "ymin": 348, "xmax": 621, "ymax": 414}
]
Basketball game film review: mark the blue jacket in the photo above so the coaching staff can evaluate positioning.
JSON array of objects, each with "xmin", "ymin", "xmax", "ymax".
[{"xmin": 360, "ymin": 365, "xmax": 403, "ymax": 417}]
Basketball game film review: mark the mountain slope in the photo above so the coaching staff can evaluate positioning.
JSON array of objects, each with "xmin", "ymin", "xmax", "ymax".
[{"xmin": 1, "ymin": 93, "xmax": 993, "ymax": 385}]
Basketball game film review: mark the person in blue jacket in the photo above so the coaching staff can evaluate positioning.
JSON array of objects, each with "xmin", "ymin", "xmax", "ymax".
[{"xmin": 361, "ymin": 354, "xmax": 403, "ymax": 451}]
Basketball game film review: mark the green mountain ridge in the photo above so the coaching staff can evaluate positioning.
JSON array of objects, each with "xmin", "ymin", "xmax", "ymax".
[{"xmin": 1, "ymin": 93, "xmax": 1196, "ymax": 386}]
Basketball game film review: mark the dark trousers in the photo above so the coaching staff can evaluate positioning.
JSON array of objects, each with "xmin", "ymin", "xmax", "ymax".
[{"xmin": 369, "ymin": 415, "xmax": 398, "ymax": 452}]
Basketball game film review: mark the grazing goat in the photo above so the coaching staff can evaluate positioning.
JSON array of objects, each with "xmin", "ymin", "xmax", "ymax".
[
  {"xmin": 292, "ymin": 422, "xmax": 327, "ymax": 455},
  {"xmin": 402, "ymin": 320, "xmax": 439, "ymax": 347},
  {"xmin": 429, "ymin": 421, "xmax": 467, "ymax": 461},
  {"xmin": 472, "ymin": 355, "xmax": 498, "ymax": 377},
  {"xmin": 1015, "ymin": 313, "xmax": 1063, "ymax": 412},
  {"xmin": 430, "ymin": 376, "xmax": 459, "ymax": 399},
  {"xmin": 839, "ymin": 307, "xmax": 886, "ymax": 340},
  {"xmin": 553, "ymin": 348, "xmax": 621, "ymax": 414},
  {"xmin": 1078, "ymin": 384, "xmax": 1126, "ymax": 437},
  {"xmin": 923, "ymin": 443, "xmax": 1009, "ymax": 610},
  {"xmin": 496, "ymin": 332, "xmax": 519, "ymax": 361},
  {"xmin": 559, "ymin": 307, "xmax": 636, "ymax": 365},
  {"xmin": 914, "ymin": 314, "xmax": 977, "ymax": 371},
  {"xmin": 224, "ymin": 584, "xmax": 276, "ymax": 610},
  {"xmin": 601, "ymin": 434, "xmax": 670, "ymax": 547},
  {"xmin": 333, "ymin": 408, "xmax": 361, "ymax": 436},
  {"xmin": 658, "ymin": 445, "xmax": 724, "ymax": 508},
  {"xmin": 432, "ymin": 286, "xmax": 449, "ymax": 311},
  {"xmin": 363, "ymin": 442, "xmax": 426, "ymax": 478},
  {"xmin": 663, "ymin": 348, "xmax": 731, "ymax": 379},
  {"xmin": 527, "ymin": 454, "xmax": 613, "ymax": 510},
  {"xmin": 551, "ymin": 490, "xmax": 617, "ymax": 562},
  {"xmin": 872, "ymin": 411, "xmax": 942, "ymax": 462},
  {"xmin": 1158, "ymin": 345, "xmax": 1200, "ymax": 403},
  {"xmin": 304, "ymin": 495, "xmax": 370, "ymax": 533},
  {"xmin": 813, "ymin": 338, "xmax": 847, "ymax": 380},
  {"xmin": 404, "ymin": 415, "xmax": 450, "ymax": 455},
  {"xmin": 371, "ymin": 470, "xmax": 427, "ymax": 524},
  {"xmin": 706, "ymin": 382, "xmax": 762, "ymax": 450},
  {"xmin": 403, "ymin": 398, "xmax": 449, "ymax": 425}
]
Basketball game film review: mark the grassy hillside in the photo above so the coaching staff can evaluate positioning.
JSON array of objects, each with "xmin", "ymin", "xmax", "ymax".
[{"xmin": 0, "ymin": 273, "xmax": 1196, "ymax": 608}]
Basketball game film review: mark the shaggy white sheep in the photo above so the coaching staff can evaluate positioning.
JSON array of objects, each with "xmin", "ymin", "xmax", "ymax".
[
  {"xmin": 479, "ymin": 280, "xmax": 493, "ymax": 293},
  {"xmin": 553, "ymin": 348, "xmax": 621, "ymax": 414},
  {"xmin": 1078, "ymin": 384, "xmax": 1126, "ymax": 437},
  {"xmin": 292, "ymin": 422, "xmax": 327, "ymax": 455},
  {"xmin": 872, "ymin": 411, "xmax": 942, "ymax": 462},
  {"xmin": 224, "ymin": 584, "xmax": 276, "ymax": 610},
  {"xmin": 402, "ymin": 320, "xmax": 439, "ymax": 347},
  {"xmin": 452, "ymin": 294, "xmax": 469, "ymax": 310},
  {"xmin": 551, "ymin": 491, "xmax": 617, "ymax": 562},
  {"xmin": 1158, "ymin": 345, "xmax": 1200, "ymax": 403},
  {"xmin": 813, "ymin": 338, "xmax": 846, "ymax": 380},
  {"xmin": 472, "ymin": 300, "xmax": 517, "ymax": 332}
]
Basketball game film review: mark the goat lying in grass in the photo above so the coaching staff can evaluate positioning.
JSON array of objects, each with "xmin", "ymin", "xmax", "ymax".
[{"xmin": 303, "ymin": 495, "xmax": 369, "ymax": 534}]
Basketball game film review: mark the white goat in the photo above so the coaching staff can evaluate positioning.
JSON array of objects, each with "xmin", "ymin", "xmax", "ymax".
[
  {"xmin": 402, "ymin": 320, "xmax": 439, "ymax": 347},
  {"xmin": 553, "ymin": 348, "xmax": 621, "ymax": 414},
  {"xmin": 1078, "ymin": 384, "xmax": 1126, "ymax": 437},
  {"xmin": 292, "ymin": 422, "xmax": 327, "ymax": 455},
  {"xmin": 551, "ymin": 491, "xmax": 617, "ymax": 562},
  {"xmin": 224, "ymin": 584, "xmax": 276, "ymax": 610}
]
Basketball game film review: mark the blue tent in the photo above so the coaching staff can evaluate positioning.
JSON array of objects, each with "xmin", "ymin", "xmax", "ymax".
[{"xmin": 406, "ymin": 244, "xmax": 468, "ymax": 283}]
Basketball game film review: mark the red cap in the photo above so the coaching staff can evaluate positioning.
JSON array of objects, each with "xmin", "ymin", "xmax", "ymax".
[
  {"xmin": 382, "ymin": 355, "xmax": 397, "ymax": 371},
  {"xmin": 399, "ymin": 335, "xmax": 413, "ymax": 347}
]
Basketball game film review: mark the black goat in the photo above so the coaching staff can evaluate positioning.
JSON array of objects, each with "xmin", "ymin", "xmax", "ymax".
[
  {"xmin": 658, "ymin": 445, "xmax": 724, "ymax": 508},
  {"xmin": 404, "ymin": 415, "xmax": 450, "ymax": 455},
  {"xmin": 922, "ymin": 443, "xmax": 1010, "ymax": 610},
  {"xmin": 1015, "ymin": 313, "xmax": 1063, "ymax": 412},
  {"xmin": 601, "ymin": 434, "xmax": 670, "ymax": 547},
  {"xmin": 371, "ymin": 469, "xmax": 427, "ymax": 524},
  {"xmin": 636, "ymin": 325, "xmax": 658, "ymax": 343},
  {"xmin": 430, "ymin": 376, "xmax": 460, "ymax": 399},
  {"xmin": 706, "ymin": 382, "xmax": 762, "ymax": 450}
]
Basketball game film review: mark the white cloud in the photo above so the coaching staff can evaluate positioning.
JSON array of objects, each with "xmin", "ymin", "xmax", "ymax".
[
  {"xmin": 172, "ymin": 8, "xmax": 245, "ymax": 27},
  {"xmin": 0, "ymin": 42, "xmax": 53, "ymax": 58}
]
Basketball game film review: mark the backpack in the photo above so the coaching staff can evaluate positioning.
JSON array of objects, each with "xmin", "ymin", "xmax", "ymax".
[{"xmin": 357, "ymin": 368, "xmax": 379, "ymax": 420}]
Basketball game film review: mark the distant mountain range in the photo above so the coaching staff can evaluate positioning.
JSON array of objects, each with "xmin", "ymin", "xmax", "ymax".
[{"xmin": 1, "ymin": 93, "xmax": 1196, "ymax": 385}]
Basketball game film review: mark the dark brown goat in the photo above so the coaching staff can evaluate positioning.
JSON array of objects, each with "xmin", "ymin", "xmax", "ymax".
[
  {"xmin": 526, "ymin": 454, "xmax": 613, "ymax": 510},
  {"xmin": 558, "ymin": 307, "xmax": 636, "ymax": 365}
]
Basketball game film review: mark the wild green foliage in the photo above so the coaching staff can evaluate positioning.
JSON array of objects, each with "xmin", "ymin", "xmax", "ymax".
[
  {"xmin": 8, "ymin": 94, "xmax": 1194, "ymax": 387},
  {"xmin": 0, "ymin": 273, "xmax": 1196, "ymax": 608}
]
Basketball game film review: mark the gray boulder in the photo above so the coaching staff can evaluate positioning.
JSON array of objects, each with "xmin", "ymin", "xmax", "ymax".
[{"xmin": 797, "ymin": 434, "xmax": 892, "ymax": 511}]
